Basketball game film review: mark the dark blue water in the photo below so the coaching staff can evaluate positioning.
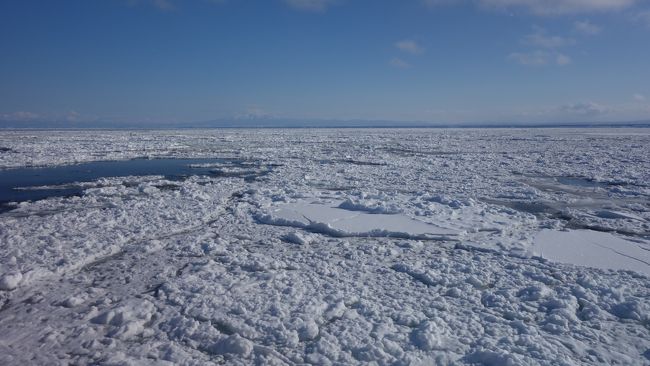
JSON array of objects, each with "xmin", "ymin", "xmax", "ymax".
[{"xmin": 0, "ymin": 158, "xmax": 234, "ymax": 210}]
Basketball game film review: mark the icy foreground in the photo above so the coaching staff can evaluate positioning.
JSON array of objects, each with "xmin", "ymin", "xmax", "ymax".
[{"xmin": 0, "ymin": 128, "xmax": 649, "ymax": 365}]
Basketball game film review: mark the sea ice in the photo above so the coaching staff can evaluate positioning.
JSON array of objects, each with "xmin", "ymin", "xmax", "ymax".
[
  {"xmin": 533, "ymin": 229, "xmax": 650, "ymax": 275},
  {"xmin": 0, "ymin": 128, "xmax": 648, "ymax": 365},
  {"xmin": 257, "ymin": 201, "xmax": 460, "ymax": 240},
  {"xmin": 0, "ymin": 271, "xmax": 22, "ymax": 291}
]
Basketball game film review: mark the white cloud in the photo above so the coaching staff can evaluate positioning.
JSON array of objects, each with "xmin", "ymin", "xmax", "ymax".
[
  {"xmin": 390, "ymin": 57, "xmax": 412, "ymax": 69},
  {"xmin": 283, "ymin": 0, "xmax": 338, "ymax": 12},
  {"xmin": 423, "ymin": 0, "xmax": 637, "ymax": 15},
  {"xmin": 0, "ymin": 111, "xmax": 40, "ymax": 121},
  {"xmin": 510, "ymin": 26, "xmax": 575, "ymax": 67},
  {"xmin": 508, "ymin": 50, "xmax": 548, "ymax": 65},
  {"xmin": 524, "ymin": 26, "xmax": 575, "ymax": 48},
  {"xmin": 559, "ymin": 101, "xmax": 609, "ymax": 115},
  {"xmin": 395, "ymin": 39, "xmax": 425, "ymax": 54},
  {"xmin": 421, "ymin": 0, "xmax": 458, "ymax": 6},
  {"xmin": 63, "ymin": 110, "xmax": 84, "ymax": 122},
  {"xmin": 152, "ymin": 0, "xmax": 174, "ymax": 10},
  {"xmin": 479, "ymin": 0, "xmax": 637, "ymax": 15},
  {"xmin": 556, "ymin": 53, "xmax": 572, "ymax": 65},
  {"xmin": 574, "ymin": 20, "xmax": 602, "ymax": 35},
  {"xmin": 508, "ymin": 50, "xmax": 572, "ymax": 66},
  {"xmin": 633, "ymin": 10, "xmax": 650, "ymax": 26},
  {"xmin": 126, "ymin": 0, "xmax": 176, "ymax": 11},
  {"xmin": 633, "ymin": 93, "xmax": 646, "ymax": 101},
  {"xmin": 235, "ymin": 106, "xmax": 275, "ymax": 119}
]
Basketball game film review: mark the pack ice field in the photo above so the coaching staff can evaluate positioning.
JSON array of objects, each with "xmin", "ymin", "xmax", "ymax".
[{"xmin": 0, "ymin": 128, "xmax": 648, "ymax": 365}]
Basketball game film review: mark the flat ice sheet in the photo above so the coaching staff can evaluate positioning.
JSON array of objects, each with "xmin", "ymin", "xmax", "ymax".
[
  {"xmin": 534, "ymin": 229, "xmax": 650, "ymax": 275},
  {"xmin": 263, "ymin": 201, "xmax": 459, "ymax": 238}
]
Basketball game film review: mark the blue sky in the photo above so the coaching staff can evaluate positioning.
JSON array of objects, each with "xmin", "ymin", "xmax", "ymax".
[{"xmin": 1, "ymin": 0, "xmax": 649, "ymax": 125}]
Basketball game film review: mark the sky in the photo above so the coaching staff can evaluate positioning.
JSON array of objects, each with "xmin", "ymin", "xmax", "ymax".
[{"xmin": 1, "ymin": 0, "xmax": 649, "ymax": 126}]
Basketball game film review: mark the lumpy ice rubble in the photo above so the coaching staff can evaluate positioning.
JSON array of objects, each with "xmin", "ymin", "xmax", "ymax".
[{"xmin": 0, "ymin": 128, "xmax": 649, "ymax": 365}]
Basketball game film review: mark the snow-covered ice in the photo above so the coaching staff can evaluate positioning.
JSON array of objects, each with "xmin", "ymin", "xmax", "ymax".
[
  {"xmin": 0, "ymin": 128, "xmax": 649, "ymax": 365},
  {"xmin": 533, "ymin": 229, "xmax": 650, "ymax": 275},
  {"xmin": 257, "ymin": 201, "xmax": 461, "ymax": 240}
]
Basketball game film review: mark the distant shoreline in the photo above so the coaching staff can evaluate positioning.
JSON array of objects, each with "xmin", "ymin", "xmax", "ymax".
[{"xmin": 1, "ymin": 121, "xmax": 649, "ymax": 130}]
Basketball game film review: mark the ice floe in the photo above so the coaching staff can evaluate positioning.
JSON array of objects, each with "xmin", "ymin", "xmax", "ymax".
[
  {"xmin": 533, "ymin": 229, "xmax": 650, "ymax": 275},
  {"xmin": 257, "ymin": 201, "xmax": 461, "ymax": 240},
  {"xmin": 0, "ymin": 128, "xmax": 648, "ymax": 365}
]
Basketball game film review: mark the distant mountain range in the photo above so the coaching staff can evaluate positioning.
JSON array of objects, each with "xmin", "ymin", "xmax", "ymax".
[{"xmin": 1, "ymin": 117, "xmax": 649, "ymax": 129}]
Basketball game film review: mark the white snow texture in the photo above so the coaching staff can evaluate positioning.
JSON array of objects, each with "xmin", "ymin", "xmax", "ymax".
[{"xmin": 0, "ymin": 128, "xmax": 649, "ymax": 365}]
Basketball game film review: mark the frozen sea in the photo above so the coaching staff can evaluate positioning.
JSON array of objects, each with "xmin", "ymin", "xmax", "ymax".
[{"xmin": 0, "ymin": 128, "xmax": 648, "ymax": 365}]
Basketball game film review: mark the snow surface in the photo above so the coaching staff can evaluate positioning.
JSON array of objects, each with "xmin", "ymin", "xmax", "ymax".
[
  {"xmin": 0, "ymin": 128, "xmax": 649, "ymax": 365},
  {"xmin": 256, "ymin": 201, "xmax": 460, "ymax": 240},
  {"xmin": 533, "ymin": 229, "xmax": 650, "ymax": 275}
]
